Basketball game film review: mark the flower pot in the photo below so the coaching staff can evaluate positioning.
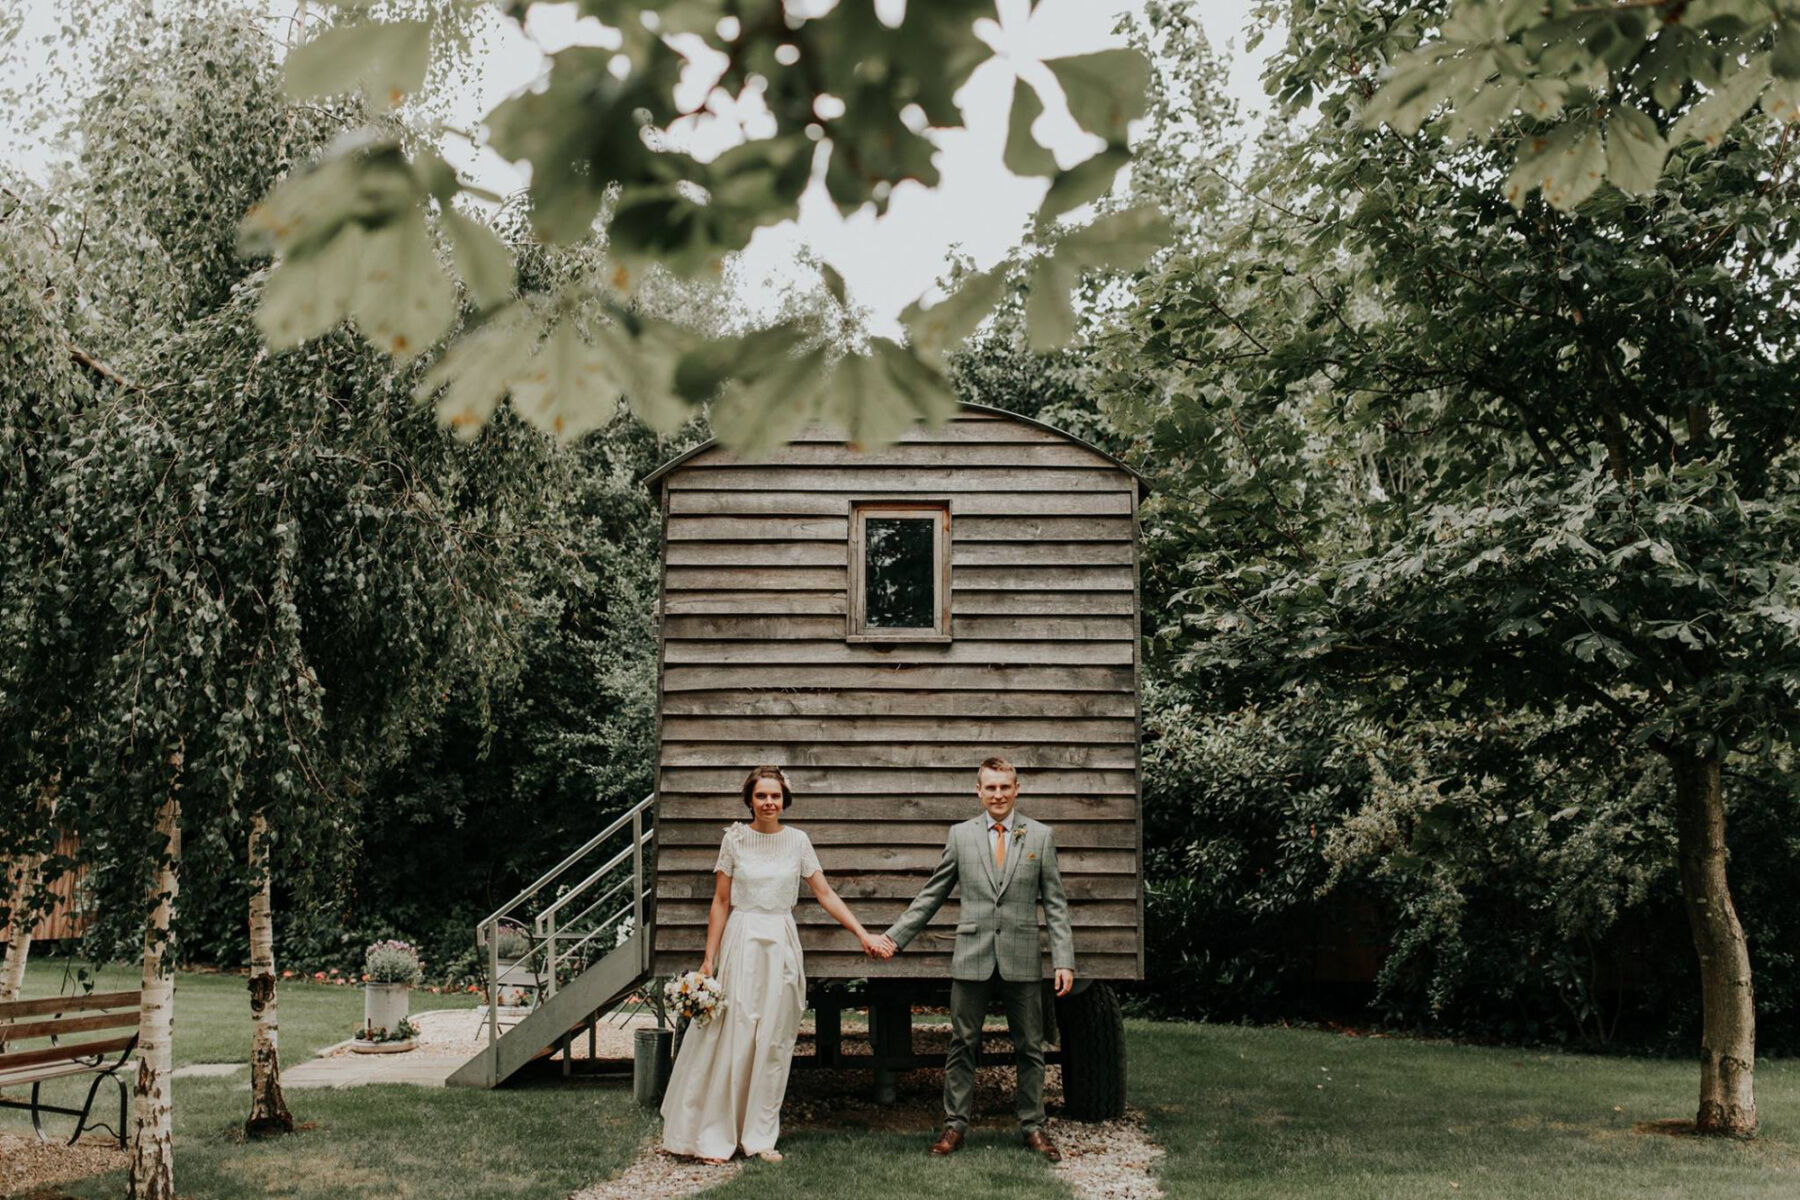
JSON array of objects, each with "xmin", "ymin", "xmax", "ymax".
[
  {"xmin": 633, "ymin": 1026, "xmax": 674, "ymax": 1107},
  {"xmin": 363, "ymin": 981, "xmax": 410, "ymax": 1033},
  {"xmin": 350, "ymin": 1037, "xmax": 417, "ymax": 1054}
]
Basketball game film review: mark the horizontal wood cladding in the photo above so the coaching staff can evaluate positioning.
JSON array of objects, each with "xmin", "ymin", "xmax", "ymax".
[
  {"xmin": 656, "ymin": 899, "xmax": 1141, "ymax": 928},
  {"xmin": 660, "ymin": 741, "xmax": 1134, "ymax": 770},
  {"xmin": 665, "ymin": 467, "xmax": 1129, "ymax": 492},
  {"xmin": 655, "ymin": 924, "xmax": 1137, "ymax": 954},
  {"xmin": 667, "ymin": 490, "xmax": 1136, "ymax": 516},
  {"xmin": 659, "ymin": 794, "xmax": 1137, "ymax": 822},
  {"xmin": 660, "ymin": 591, "xmax": 1136, "ymax": 617},
  {"xmin": 656, "ymin": 870, "xmax": 1139, "ymax": 902},
  {"xmin": 665, "ymin": 515, "xmax": 1133, "ymax": 542},
  {"xmin": 662, "ymin": 541, "xmax": 1133, "ymax": 567},
  {"xmin": 662, "ymin": 664, "xmax": 1134, "ymax": 692},
  {"xmin": 659, "ymin": 845, "xmax": 1136, "ymax": 874},
  {"xmin": 658, "ymin": 819, "xmax": 1131, "ymax": 849},
  {"xmin": 659, "ymin": 767, "xmax": 1135, "ymax": 795},
  {"xmin": 649, "ymin": 950, "xmax": 1141, "ymax": 980},
  {"xmin": 650, "ymin": 406, "xmax": 1145, "ymax": 983},
  {"xmin": 659, "ymin": 716, "xmax": 1135, "ymax": 745},
  {"xmin": 680, "ymin": 442, "xmax": 1116, "ymax": 470},
  {"xmin": 661, "ymin": 640, "xmax": 1134, "ymax": 666},
  {"xmin": 661, "ymin": 615, "xmax": 1135, "ymax": 642},
  {"xmin": 663, "ymin": 565, "xmax": 1135, "ymax": 592},
  {"xmin": 658, "ymin": 689, "xmax": 1137, "ymax": 718}
]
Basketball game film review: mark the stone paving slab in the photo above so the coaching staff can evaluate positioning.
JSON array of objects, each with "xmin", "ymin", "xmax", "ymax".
[
  {"xmin": 282, "ymin": 1052, "xmax": 470, "ymax": 1089},
  {"xmin": 171, "ymin": 1062, "xmax": 246, "ymax": 1078}
]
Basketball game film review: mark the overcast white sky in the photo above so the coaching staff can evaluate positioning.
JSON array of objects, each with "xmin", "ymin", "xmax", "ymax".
[{"xmin": 3, "ymin": 0, "xmax": 1270, "ymax": 333}]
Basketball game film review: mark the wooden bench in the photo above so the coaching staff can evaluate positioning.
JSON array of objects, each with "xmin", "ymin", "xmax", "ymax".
[{"xmin": 0, "ymin": 989, "xmax": 140, "ymax": 1148}]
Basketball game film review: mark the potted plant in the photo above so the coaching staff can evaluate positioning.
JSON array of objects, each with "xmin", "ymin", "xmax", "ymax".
[
  {"xmin": 361, "ymin": 938, "xmax": 421, "ymax": 1042},
  {"xmin": 351, "ymin": 1015, "xmax": 421, "ymax": 1055}
]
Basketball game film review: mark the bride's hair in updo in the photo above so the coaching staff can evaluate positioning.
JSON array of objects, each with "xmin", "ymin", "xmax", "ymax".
[{"xmin": 740, "ymin": 764, "xmax": 793, "ymax": 810}]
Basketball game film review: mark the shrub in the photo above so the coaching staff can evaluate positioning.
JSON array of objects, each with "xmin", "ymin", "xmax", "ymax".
[{"xmin": 364, "ymin": 938, "xmax": 422, "ymax": 985}]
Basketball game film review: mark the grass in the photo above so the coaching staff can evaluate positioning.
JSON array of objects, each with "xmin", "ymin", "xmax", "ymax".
[
  {"xmin": 1133, "ymin": 1020, "xmax": 1799, "ymax": 1200},
  {"xmin": 5, "ymin": 965, "xmax": 1798, "ymax": 1199}
]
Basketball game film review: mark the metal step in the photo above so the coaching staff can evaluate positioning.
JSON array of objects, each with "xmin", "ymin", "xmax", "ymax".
[{"xmin": 446, "ymin": 927, "xmax": 650, "ymax": 1089}]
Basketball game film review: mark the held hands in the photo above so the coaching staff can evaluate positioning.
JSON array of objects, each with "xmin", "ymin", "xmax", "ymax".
[
  {"xmin": 861, "ymin": 932, "xmax": 897, "ymax": 960},
  {"xmin": 1054, "ymin": 968, "xmax": 1074, "ymax": 997}
]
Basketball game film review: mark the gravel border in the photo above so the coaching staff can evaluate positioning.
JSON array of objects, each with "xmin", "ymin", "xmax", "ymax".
[{"xmin": 569, "ymin": 1139, "xmax": 743, "ymax": 1200}]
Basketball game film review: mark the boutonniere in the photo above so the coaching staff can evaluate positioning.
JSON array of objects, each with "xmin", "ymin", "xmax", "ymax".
[{"xmin": 1011, "ymin": 825, "xmax": 1025, "ymax": 843}]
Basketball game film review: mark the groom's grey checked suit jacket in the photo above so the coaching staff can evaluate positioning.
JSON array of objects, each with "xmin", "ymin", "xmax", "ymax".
[{"xmin": 884, "ymin": 814, "xmax": 1077, "ymax": 981}]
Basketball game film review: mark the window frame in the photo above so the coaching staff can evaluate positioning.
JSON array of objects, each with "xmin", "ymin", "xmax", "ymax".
[{"xmin": 846, "ymin": 499, "xmax": 952, "ymax": 644}]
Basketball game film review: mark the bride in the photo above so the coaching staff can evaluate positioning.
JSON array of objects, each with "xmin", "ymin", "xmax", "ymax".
[{"xmin": 660, "ymin": 765, "xmax": 894, "ymax": 1163}]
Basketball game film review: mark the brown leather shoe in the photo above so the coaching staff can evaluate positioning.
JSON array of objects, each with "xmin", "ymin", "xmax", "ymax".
[
  {"xmin": 1022, "ymin": 1130, "xmax": 1063, "ymax": 1162},
  {"xmin": 929, "ymin": 1128, "xmax": 964, "ymax": 1156}
]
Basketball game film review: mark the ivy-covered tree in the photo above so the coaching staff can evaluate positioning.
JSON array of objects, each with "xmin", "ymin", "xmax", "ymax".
[{"xmin": 1103, "ymin": 0, "xmax": 1799, "ymax": 1138}]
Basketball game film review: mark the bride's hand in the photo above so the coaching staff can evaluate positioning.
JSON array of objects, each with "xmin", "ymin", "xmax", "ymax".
[{"xmin": 699, "ymin": 959, "xmax": 714, "ymax": 978}]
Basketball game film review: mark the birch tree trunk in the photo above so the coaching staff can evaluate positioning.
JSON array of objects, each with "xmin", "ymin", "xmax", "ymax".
[
  {"xmin": 245, "ymin": 809, "xmax": 293, "ymax": 1135},
  {"xmin": 1672, "ymin": 750, "xmax": 1757, "ymax": 1137},
  {"xmin": 130, "ymin": 768, "xmax": 181, "ymax": 1200}
]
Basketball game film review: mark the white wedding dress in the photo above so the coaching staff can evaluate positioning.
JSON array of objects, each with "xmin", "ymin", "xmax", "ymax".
[{"xmin": 660, "ymin": 823, "xmax": 820, "ymax": 1159}]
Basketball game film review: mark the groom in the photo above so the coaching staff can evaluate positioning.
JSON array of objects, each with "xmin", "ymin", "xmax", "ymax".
[{"xmin": 874, "ymin": 756, "xmax": 1076, "ymax": 1160}]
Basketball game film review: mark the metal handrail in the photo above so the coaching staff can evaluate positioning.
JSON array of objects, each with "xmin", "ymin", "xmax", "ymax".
[
  {"xmin": 476, "ymin": 797, "xmax": 657, "ymax": 931},
  {"xmin": 479, "ymin": 792, "xmax": 657, "ymax": 1058}
]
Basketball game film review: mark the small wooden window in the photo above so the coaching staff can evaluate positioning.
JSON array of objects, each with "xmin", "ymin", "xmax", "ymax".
[{"xmin": 848, "ymin": 501, "xmax": 950, "ymax": 643}]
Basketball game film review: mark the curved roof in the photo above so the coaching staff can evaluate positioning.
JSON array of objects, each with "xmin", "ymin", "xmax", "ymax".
[{"xmin": 642, "ymin": 402, "xmax": 1150, "ymax": 502}]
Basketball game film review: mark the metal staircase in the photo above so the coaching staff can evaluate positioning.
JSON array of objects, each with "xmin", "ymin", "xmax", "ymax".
[{"xmin": 447, "ymin": 792, "xmax": 657, "ymax": 1089}]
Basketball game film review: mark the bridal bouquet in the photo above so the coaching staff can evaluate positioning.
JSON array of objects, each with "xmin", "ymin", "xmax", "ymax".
[{"xmin": 664, "ymin": 970, "xmax": 725, "ymax": 1025}]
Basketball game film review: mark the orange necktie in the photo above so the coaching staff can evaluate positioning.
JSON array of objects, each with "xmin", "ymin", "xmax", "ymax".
[{"xmin": 992, "ymin": 823, "xmax": 1007, "ymax": 871}]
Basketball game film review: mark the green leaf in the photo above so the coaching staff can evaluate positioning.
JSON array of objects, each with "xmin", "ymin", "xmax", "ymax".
[
  {"xmin": 283, "ymin": 20, "xmax": 430, "ymax": 111},
  {"xmin": 1025, "ymin": 254, "xmax": 1078, "ymax": 352},
  {"xmin": 710, "ymin": 347, "xmax": 831, "ymax": 458},
  {"xmin": 255, "ymin": 226, "xmax": 364, "ymax": 348},
  {"xmin": 1776, "ymin": 20, "xmax": 1800, "ymax": 80},
  {"xmin": 510, "ymin": 320, "xmax": 619, "ymax": 439},
  {"xmin": 1004, "ymin": 77, "xmax": 1058, "ymax": 178},
  {"xmin": 1445, "ymin": 79, "xmax": 1523, "ymax": 142},
  {"xmin": 1364, "ymin": 57, "xmax": 1461, "ymax": 137},
  {"xmin": 1054, "ymin": 205, "xmax": 1172, "ymax": 271},
  {"xmin": 439, "ymin": 208, "xmax": 514, "ymax": 311},
  {"xmin": 1505, "ymin": 118, "xmax": 1606, "ymax": 211},
  {"xmin": 414, "ymin": 309, "xmax": 537, "ymax": 438},
  {"xmin": 900, "ymin": 267, "xmax": 1006, "ymax": 368},
  {"xmin": 1039, "ymin": 145, "xmax": 1130, "ymax": 221},
  {"xmin": 349, "ymin": 212, "xmax": 457, "ymax": 358},
  {"xmin": 1044, "ymin": 49, "xmax": 1152, "ymax": 142},
  {"xmin": 1603, "ymin": 106, "xmax": 1666, "ymax": 195},
  {"xmin": 1671, "ymin": 53, "xmax": 1771, "ymax": 148},
  {"xmin": 594, "ymin": 318, "xmax": 698, "ymax": 435},
  {"xmin": 825, "ymin": 340, "xmax": 959, "ymax": 449},
  {"xmin": 1764, "ymin": 74, "xmax": 1800, "ymax": 123}
]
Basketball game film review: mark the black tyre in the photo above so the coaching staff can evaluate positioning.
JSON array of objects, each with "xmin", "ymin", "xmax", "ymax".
[{"xmin": 1054, "ymin": 981, "xmax": 1126, "ymax": 1120}]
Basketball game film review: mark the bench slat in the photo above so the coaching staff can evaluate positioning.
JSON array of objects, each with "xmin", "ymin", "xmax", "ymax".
[
  {"xmin": 0, "ymin": 989, "xmax": 142, "ymax": 1020},
  {"xmin": 0, "ymin": 1033, "xmax": 136, "ymax": 1074},
  {"xmin": 0, "ymin": 1009, "xmax": 140, "ymax": 1043},
  {"xmin": 0, "ymin": 1057, "xmax": 137, "ymax": 1088}
]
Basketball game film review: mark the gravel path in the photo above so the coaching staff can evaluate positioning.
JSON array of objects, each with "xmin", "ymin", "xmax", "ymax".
[
  {"xmin": 569, "ymin": 1140, "xmax": 742, "ymax": 1200},
  {"xmin": 1043, "ymin": 1111, "xmax": 1166, "ymax": 1200},
  {"xmin": 0, "ymin": 1131, "xmax": 127, "ymax": 1196}
]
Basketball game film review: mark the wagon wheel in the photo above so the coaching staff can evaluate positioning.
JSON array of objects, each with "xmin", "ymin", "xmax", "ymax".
[{"xmin": 1053, "ymin": 981, "xmax": 1126, "ymax": 1121}]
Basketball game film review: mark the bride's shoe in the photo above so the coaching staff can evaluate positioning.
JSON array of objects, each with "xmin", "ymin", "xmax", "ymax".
[{"xmin": 753, "ymin": 1149, "xmax": 783, "ymax": 1163}]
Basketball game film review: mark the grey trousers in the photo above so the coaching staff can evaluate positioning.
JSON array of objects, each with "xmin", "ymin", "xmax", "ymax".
[{"xmin": 943, "ymin": 971, "xmax": 1046, "ymax": 1133}]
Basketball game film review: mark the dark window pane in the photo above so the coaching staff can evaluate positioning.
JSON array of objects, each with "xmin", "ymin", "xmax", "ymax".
[{"xmin": 864, "ymin": 516, "xmax": 935, "ymax": 629}]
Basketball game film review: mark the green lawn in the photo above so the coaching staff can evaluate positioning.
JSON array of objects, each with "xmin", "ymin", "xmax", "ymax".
[
  {"xmin": 6, "ymin": 966, "xmax": 1797, "ymax": 1199},
  {"xmin": 1135, "ymin": 1020, "xmax": 1799, "ymax": 1200}
]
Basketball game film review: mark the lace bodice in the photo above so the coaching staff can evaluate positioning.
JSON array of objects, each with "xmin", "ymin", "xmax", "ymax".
[{"xmin": 713, "ymin": 824, "xmax": 822, "ymax": 913}]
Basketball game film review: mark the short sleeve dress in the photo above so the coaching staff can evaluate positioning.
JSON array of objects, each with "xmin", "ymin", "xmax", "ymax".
[{"xmin": 659, "ymin": 823, "xmax": 822, "ymax": 1159}]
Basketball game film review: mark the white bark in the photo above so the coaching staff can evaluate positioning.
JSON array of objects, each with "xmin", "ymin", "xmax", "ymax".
[
  {"xmin": 129, "ymin": 778, "xmax": 180, "ymax": 1200},
  {"xmin": 245, "ymin": 810, "xmax": 292, "ymax": 1134}
]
